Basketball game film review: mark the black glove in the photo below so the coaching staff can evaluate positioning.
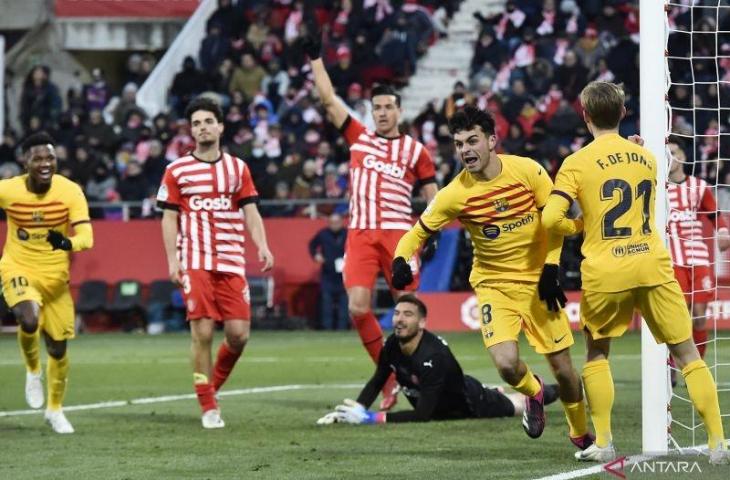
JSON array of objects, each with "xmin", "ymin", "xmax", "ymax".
[
  {"xmin": 391, "ymin": 257, "xmax": 413, "ymax": 291},
  {"xmin": 302, "ymin": 32, "xmax": 322, "ymax": 60},
  {"xmin": 46, "ymin": 230, "xmax": 72, "ymax": 251},
  {"xmin": 420, "ymin": 232, "xmax": 440, "ymax": 262},
  {"xmin": 537, "ymin": 264, "xmax": 567, "ymax": 312}
]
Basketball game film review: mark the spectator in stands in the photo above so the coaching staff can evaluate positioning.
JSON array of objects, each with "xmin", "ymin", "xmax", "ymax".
[
  {"xmin": 309, "ymin": 213, "xmax": 349, "ymax": 330},
  {"xmin": 83, "ymin": 108, "xmax": 118, "ymax": 155},
  {"xmin": 200, "ymin": 23, "xmax": 230, "ymax": 73},
  {"xmin": 19, "ymin": 65, "xmax": 63, "ymax": 133},
  {"xmin": 377, "ymin": 13, "xmax": 417, "ymax": 77},
  {"xmin": 207, "ymin": 0, "xmax": 244, "ymax": 39},
  {"xmin": 117, "ymin": 160, "xmax": 151, "ymax": 218},
  {"xmin": 0, "ymin": 130, "xmax": 17, "ymax": 165},
  {"xmin": 261, "ymin": 180, "xmax": 297, "ymax": 217},
  {"xmin": 170, "ymin": 56, "xmax": 208, "ymax": 117},
  {"xmin": 68, "ymin": 146, "xmax": 98, "ymax": 186},
  {"xmin": 470, "ymin": 26, "xmax": 505, "ymax": 76},
  {"xmin": 124, "ymin": 53, "xmax": 145, "ymax": 87},
  {"xmin": 554, "ymin": 50, "xmax": 588, "ymax": 101},
  {"xmin": 83, "ymin": 67, "xmax": 111, "ymax": 112},
  {"xmin": 106, "ymin": 82, "xmax": 146, "ymax": 127},
  {"xmin": 86, "ymin": 164, "xmax": 118, "ymax": 218},
  {"xmin": 292, "ymin": 159, "xmax": 321, "ymax": 200},
  {"xmin": 230, "ymin": 53, "xmax": 267, "ymax": 100},
  {"xmin": 143, "ymin": 139, "xmax": 167, "ymax": 188},
  {"xmin": 329, "ymin": 46, "xmax": 359, "ymax": 100},
  {"xmin": 261, "ymin": 58, "xmax": 289, "ymax": 110}
]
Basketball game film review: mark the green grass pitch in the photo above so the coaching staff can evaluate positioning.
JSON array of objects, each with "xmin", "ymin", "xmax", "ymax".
[{"xmin": 0, "ymin": 331, "xmax": 728, "ymax": 479}]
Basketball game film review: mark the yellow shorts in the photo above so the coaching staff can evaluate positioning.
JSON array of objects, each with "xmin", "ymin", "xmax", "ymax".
[
  {"xmin": 0, "ymin": 265, "xmax": 75, "ymax": 341},
  {"xmin": 474, "ymin": 280, "xmax": 574, "ymax": 354},
  {"xmin": 581, "ymin": 280, "xmax": 691, "ymax": 344}
]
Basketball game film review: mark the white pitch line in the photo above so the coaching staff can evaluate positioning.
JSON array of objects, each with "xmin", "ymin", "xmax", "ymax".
[{"xmin": 0, "ymin": 383, "xmax": 361, "ymax": 417}]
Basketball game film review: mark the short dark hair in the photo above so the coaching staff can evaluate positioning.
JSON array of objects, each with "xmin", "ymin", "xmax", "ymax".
[
  {"xmin": 21, "ymin": 131, "xmax": 56, "ymax": 154},
  {"xmin": 395, "ymin": 294, "xmax": 427, "ymax": 318},
  {"xmin": 185, "ymin": 96, "xmax": 224, "ymax": 123},
  {"xmin": 448, "ymin": 105, "xmax": 496, "ymax": 136},
  {"xmin": 371, "ymin": 84, "xmax": 401, "ymax": 107}
]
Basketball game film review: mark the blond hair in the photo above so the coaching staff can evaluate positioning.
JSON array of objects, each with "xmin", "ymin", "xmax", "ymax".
[{"xmin": 580, "ymin": 81, "xmax": 625, "ymax": 129}]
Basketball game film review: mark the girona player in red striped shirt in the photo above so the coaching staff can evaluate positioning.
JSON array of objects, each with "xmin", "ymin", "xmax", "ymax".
[
  {"xmin": 156, "ymin": 97, "xmax": 274, "ymax": 429},
  {"xmin": 304, "ymin": 33, "xmax": 438, "ymax": 410},
  {"xmin": 667, "ymin": 140, "xmax": 730, "ymax": 361}
]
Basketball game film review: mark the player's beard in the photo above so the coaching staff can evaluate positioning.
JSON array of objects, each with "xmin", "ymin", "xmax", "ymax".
[
  {"xmin": 197, "ymin": 139, "xmax": 216, "ymax": 148},
  {"xmin": 396, "ymin": 326, "xmax": 419, "ymax": 344}
]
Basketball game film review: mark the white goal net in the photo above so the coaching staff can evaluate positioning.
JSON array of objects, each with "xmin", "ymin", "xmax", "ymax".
[{"xmin": 662, "ymin": 0, "xmax": 730, "ymax": 453}]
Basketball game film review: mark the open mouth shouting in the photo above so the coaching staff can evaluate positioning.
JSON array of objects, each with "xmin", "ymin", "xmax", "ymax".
[{"xmin": 463, "ymin": 154, "xmax": 479, "ymax": 168}]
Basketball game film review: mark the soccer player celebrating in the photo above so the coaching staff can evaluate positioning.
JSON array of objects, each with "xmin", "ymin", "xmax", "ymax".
[
  {"xmin": 667, "ymin": 140, "xmax": 730, "ymax": 361},
  {"xmin": 303, "ymin": 33, "xmax": 437, "ymax": 409},
  {"xmin": 543, "ymin": 81, "xmax": 728, "ymax": 464},
  {"xmin": 0, "ymin": 132, "xmax": 94, "ymax": 434},
  {"xmin": 156, "ymin": 97, "xmax": 274, "ymax": 429},
  {"xmin": 391, "ymin": 106, "xmax": 592, "ymax": 448},
  {"xmin": 316, "ymin": 295, "xmax": 560, "ymax": 425}
]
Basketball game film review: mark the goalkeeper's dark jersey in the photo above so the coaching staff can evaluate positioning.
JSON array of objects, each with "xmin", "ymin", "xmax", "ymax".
[{"xmin": 356, "ymin": 330, "xmax": 513, "ymax": 422}]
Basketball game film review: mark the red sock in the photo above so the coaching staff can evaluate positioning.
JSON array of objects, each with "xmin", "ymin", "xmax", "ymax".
[
  {"xmin": 195, "ymin": 383, "xmax": 217, "ymax": 413},
  {"xmin": 693, "ymin": 328, "xmax": 708, "ymax": 358},
  {"xmin": 351, "ymin": 311, "xmax": 383, "ymax": 363},
  {"xmin": 212, "ymin": 342, "xmax": 243, "ymax": 391}
]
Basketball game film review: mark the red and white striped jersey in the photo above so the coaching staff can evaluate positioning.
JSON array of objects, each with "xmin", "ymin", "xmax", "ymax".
[
  {"xmin": 667, "ymin": 175, "xmax": 725, "ymax": 266},
  {"xmin": 156, "ymin": 152, "xmax": 259, "ymax": 277},
  {"xmin": 342, "ymin": 116, "xmax": 436, "ymax": 230}
]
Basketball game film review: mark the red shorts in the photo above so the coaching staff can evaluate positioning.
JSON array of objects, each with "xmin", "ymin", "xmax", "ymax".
[
  {"xmin": 673, "ymin": 264, "xmax": 714, "ymax": 304},
  {"xmin": 343, "ymin": 229, "xmax": 419, "ymax": 291},
  {"xmin": 181, "ymin": 270, "xmax": 250, "ymax": 321}
]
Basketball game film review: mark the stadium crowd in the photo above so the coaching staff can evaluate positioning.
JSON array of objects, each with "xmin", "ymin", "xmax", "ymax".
[{"xmin": 0, "ymin": 0, "xmax": 727, "ymax": 244}]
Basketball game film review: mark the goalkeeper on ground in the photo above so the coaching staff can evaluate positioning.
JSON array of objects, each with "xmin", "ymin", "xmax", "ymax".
[{"xmin": 317, "ymin": 294, "xmax": 559, "ymax": 424}]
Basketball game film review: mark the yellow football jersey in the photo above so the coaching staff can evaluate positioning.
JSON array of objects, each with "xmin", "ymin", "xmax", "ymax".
[
  {"xmin": 400, "ymin": 155, "xmax": 561, "ymax": 287},
  {"xmin": 551, "ymin": 133, "xmax": 675, "ymax": 292},
  {"xmin": 0, "ymin": 174, "xmax": 91, "ymax": 273}
]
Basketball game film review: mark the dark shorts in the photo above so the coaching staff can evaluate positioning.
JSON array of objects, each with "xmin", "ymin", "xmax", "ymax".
[{"xmin": 464, "ymin": 375, "xmax": 516, "ymax": 419}]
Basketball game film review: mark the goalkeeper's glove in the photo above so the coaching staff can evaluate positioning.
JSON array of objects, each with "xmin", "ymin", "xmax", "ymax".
[
  {"xmin": 420, "ymin": 232, "xmax": 440, "ymax": 262},
  {"xmin": 46, "ymin": 230, "xmax": 72, "ymax": 251},
  {"xmin": 537, "ymin": 264, "xmax": 567, "ymax": 312},
  {"xmin": 302, "ymin": 32, "xmax": 322, "ymax": 60},
  {"xmin": 334, "ymin": 399, "xmax": 386, "ymax": 425},
  {"xmin": 316, "ymin": 411, "xmax": 339, "ymax": 425},
  {"xmin": 391, "ymin": 257, "xmax": 413, "ymax": 291}
]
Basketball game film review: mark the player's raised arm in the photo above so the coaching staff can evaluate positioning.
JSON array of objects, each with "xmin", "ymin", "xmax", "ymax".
[{"xmin": 303, "ymin": 33, "xmax": 349, "ymax": 130}]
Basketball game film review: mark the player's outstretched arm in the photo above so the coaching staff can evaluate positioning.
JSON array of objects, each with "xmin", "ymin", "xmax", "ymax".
[
  {"xmin": 243, "ymin": 203, "xmax": 274, "ymax": 272},
  {"xmin": 303, "ymin": 33, "xmax": 349, "ymax": 130}
]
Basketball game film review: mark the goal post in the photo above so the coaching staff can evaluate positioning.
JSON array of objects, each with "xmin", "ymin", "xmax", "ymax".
[{"xmin": 640, "ymin": 0, "xmax": 671, "ymax": 455}]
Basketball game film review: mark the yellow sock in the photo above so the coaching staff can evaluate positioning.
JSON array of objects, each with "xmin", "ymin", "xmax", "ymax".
[
  {"xmin": 582, "ymin": 359, "xmax": 613, "ymax": 448},
  {"xmin": 562, "ymin": 400, "xmax": 589, "ymax": 438},
  {"xmin": 18, "ymin": 328, "xmax": 41, "ymax": 374},
  {"xmin": 682, "ymin": 359, "xmax": 725, "ymax": 450},
  {"xmin": 47, "ymin": 354, "xmax": 69, "ymax": 411},
  {"xmin": 512, "ymin": 367, "xmax": 541, "ymax": 398},
  {"xmin": 193, "ymin": 372, "xmax": 209, "ymax": 385}
]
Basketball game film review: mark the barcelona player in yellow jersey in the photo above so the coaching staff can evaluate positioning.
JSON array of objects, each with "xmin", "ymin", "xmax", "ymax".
[
  {"xmin": 543, "ymin": 81, "xmax": 728, "ymax": 464},
  {"xmin": 0, "ymin": 132, "xmax": 93, "ymax": 434},
  {"xmin": 392, "ymin": 106, "xmax": 593, "ymax": 449}
]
